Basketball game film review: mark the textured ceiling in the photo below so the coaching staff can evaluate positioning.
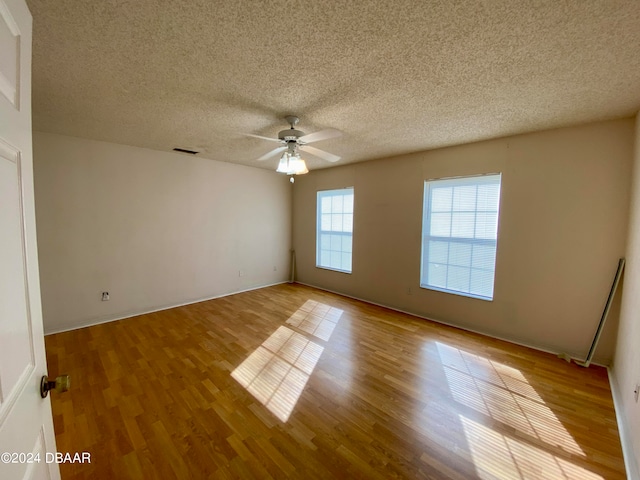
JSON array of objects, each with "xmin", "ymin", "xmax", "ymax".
[{"xmin": 26, "ymin": 0, "xmax": 640, "ymax": 171}]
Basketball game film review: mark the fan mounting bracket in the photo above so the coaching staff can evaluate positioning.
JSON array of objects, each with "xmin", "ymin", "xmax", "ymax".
[{"xmin": 284, "ymin": 115, "xmax": 300, "ymax": 128}]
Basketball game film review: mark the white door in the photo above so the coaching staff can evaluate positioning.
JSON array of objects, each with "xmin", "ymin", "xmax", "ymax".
[{"xmin": 0, "ymin": 0, "xmax": 60, "ymax": 479}]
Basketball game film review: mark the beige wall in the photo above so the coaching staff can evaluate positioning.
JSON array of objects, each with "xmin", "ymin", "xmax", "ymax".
[
  {"xmin": 34, "ymin": 132, "xmax": 292, "ymax": 333},
  {"xmin": 612, "ymin": 113, "xmax": 640, "ymax": 479},
  {"xmin": 293, "ymin": 119, "xmax": 634, "ymax": 364}
]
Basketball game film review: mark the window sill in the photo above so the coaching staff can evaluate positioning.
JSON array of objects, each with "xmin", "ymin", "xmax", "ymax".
[
  {"xmin": 316, "ymin": 265, "xmax": 352, "ymax": 275},
  {"xmin": 419, "ymin": 284, "xmax": 493, "ymax": 302}
]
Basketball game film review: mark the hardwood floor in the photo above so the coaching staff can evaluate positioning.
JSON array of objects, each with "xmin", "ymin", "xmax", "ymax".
[{"xmin": 44, "ymin": 283, "xmax": 626, "ymax": 479}]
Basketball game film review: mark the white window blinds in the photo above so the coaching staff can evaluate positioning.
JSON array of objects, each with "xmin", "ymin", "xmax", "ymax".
[
  {"xmin": 316, "ymin": 188, "xmax": 354, "ymax": 273},
  {"xmin": 421, "ymin": 174, "xmax": 501, "ymax": 300}
]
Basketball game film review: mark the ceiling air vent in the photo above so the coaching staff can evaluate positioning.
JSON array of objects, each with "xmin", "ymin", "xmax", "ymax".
[{"xmin": 173, "ymin": 147, "xmax": 199, "ymax": 155}]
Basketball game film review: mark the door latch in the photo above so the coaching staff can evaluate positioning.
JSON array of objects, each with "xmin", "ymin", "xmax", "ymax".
[{"xmin": 40, "ymin": 374, "xmax": 70, "ymax": 398}]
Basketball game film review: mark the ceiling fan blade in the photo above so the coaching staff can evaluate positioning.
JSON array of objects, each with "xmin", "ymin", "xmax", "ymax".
[
  {"xmin": 300, "ymin": 145, "xmax": 341, "ymax": 163},
  {"xmin": 298, "ymin": 128, "xmax": 342, "ymax": 144},
  {"xmin": 256, "ymin": 146, "xmax": 287, "ymax": 161},
  {"xmin": 245, "ymin": 133, "xmax": 283, "ymax": 143}
]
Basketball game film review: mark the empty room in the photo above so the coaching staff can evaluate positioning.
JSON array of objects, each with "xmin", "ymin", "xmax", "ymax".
[{"xmin": 2, "ymin": 0, "xmax": 640, "ymax": 479}]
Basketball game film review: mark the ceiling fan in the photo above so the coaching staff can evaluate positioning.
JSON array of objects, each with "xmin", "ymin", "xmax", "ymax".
[{"xmin": 248, "ymin": 116, "xmax": 342, "ymax": 176}]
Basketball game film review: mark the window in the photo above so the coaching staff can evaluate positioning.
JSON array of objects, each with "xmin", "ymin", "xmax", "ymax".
[
  {"xmin": 317, "ymin": 188, "xmax": 354, "ymax": 273},
  {"xmin": 421, "ymin": 174, "xmax": 501, "ymax": 300}
]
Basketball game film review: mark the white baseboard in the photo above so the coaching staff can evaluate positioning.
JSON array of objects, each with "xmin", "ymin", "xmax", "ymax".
[
  {"xmin": 294, "ymin": 281, "xmax": 607, "ymax": 367},
  {"xmin": 44, "ymin": 281, "xmax": 288, "ymax": 335},
  {"xmin": 609, "ymin": 367, "xmax": 640, "ymax": 480}
]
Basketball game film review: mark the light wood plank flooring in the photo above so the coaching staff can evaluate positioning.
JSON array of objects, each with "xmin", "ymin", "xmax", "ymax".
[{"xmin": 45, "ymin": 283, "xmax": 626, "ymax": 479}]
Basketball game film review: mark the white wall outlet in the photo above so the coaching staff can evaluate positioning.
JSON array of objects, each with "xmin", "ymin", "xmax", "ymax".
[
  {"xmin": 238, "ymin": 270, "xmax": 244, "ymax": 277},
  {"xmin": 101, "ymin": 292, "xmax": 110, "ymax": 301},
  {"xmin": 635, "ymin": 384, "xmax": 639, "ymax": 403}
]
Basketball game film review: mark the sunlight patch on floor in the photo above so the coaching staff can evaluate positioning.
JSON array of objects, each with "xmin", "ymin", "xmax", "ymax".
[
  {"xmin": 436, "ymin": 342, "xmax": 584, "ymax": 457},
  {"xmin": 459, "ymin": 415, "xmax": 604, "ymax": 480},
  {"xmin": 285, "ymin": 300, "xmax": 343, "ymax": 341},
  {"xmin": 232, "ymin": 301, "xmax": 343, "ymax": 422}
]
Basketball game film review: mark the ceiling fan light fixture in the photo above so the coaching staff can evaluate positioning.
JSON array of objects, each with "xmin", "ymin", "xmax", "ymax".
[
  {"xmin": 252, "ymin": 116, "xmax": 341, "ymax": 174},
  {"xmin": 276, "ymin": 152, "xmax": 290, "ymax": 173},
  {"xmin": 289, "ymin": 155, "xmax": 309, "ymax": 175},
  {"xmin": 276, "ymin": 151, "xmax": 308, "ymax": 175}
]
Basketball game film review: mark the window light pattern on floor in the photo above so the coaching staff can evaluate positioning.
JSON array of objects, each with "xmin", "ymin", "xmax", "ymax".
[
  {"xmin": 459, "ymin": 416, "xmax": 603, "ymax": 480},
  {"xmin": 232, "ymin": 301, "xmax": 343, "ymax": 422},
  {"xmin": 434, "ymin": 342, "xmax": 603, "ymax": 479},
  {"xmin": 286, "ymin": 300, "xmax": 343, "ymax": 341}
]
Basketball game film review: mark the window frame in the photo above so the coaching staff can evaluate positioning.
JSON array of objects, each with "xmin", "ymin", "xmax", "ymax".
[
  {"xmin": 316, "ymin": 187, "xmax": 354, "ymax": 274},
  {"xmin": 420, "ymin": 173, "xmax": 502, "ymax": 301}
]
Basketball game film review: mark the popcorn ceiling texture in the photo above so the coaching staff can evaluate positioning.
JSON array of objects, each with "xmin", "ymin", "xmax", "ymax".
[{"xmin": 27, "ymin": 0, "xmax": 640, "ymax": 171}]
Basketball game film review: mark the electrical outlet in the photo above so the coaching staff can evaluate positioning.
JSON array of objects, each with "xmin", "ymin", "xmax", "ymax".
[
  {"xmin": 101, "ymin": 292, "xmax": 110, "ymax": 301},
  {"xmin": 406, "ymin": 287, "xmax": 412, "ymax": 295},
  {"xmin": 273, "ymin": 266, "xmax": 277, "ymax": 271},
  {"xmin": 635, "ymin": 384, "xmax": 639, "ymax": 403},
  {"xmin": 238, "ymin": 270, "xmax": 244, "ymax": 277}
]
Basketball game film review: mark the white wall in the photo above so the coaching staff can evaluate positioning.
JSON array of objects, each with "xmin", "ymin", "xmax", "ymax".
[
  {"xmin": 293, "ymin": 119, "xmax": 634, "ymax": 365},
  {"xmin": 612, "ymin": 112, "xmax": 640, "ymax": 479},
  {"xmin": 33, "ymin": 132, "xmax": 292, "ymax": 333}
]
